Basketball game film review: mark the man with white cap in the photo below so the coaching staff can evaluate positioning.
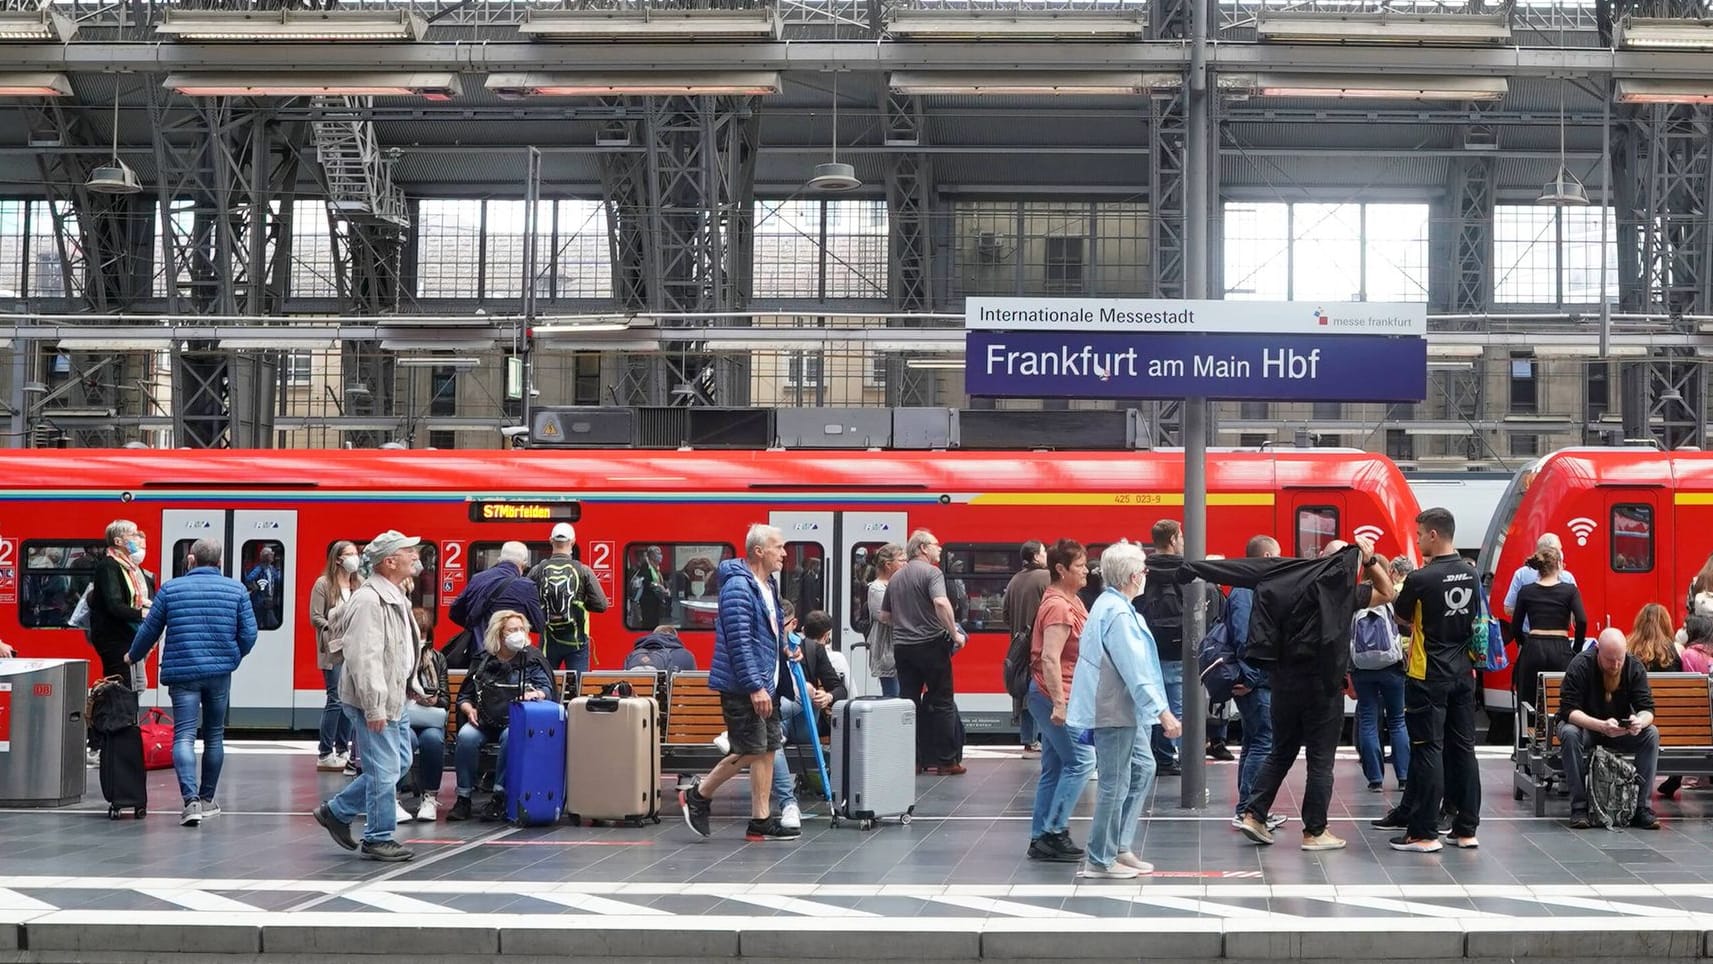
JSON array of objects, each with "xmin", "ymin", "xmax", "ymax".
[
  {"xmin": 314, "ymin": 529, "xmax": 421, "ymax": 862},
  {"xmin": 527, "ymin": 523, "xmax": 609, "ymax": 673}
]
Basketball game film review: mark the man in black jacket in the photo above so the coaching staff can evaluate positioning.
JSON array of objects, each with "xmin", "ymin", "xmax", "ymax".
[
  {"xmin": 1181, "ymin": 535, "xmax": 1391, "ymax": 852},
  {"xmin": 1139, "ymin": 520, "xmax": 1227, "ymax": 772},
  {"xmin": 769, "ymin": 610, "xmax": 847, "ymax": 830},
  {"xmin": 1556, "ymin": 630, "xmax": 1660, "ymax": 830}
]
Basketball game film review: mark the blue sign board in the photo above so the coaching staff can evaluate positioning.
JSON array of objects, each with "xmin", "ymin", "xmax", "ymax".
[{"xmin": 964, "ymin": 330, "xmax": 1427, "ymax": 402}]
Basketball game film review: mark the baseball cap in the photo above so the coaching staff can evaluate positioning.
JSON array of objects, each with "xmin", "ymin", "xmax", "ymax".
[
  {"xmin": 363, "ymin": 529, "xmax": 422, "ymax": 564},
  {"xmin": 550, "ymin": 522, "xmax": 576, "ymax": 544}
]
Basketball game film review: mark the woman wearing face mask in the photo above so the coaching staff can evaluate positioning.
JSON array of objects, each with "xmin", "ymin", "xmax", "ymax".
[
  {"xmin": 448, "ymin": 609, "xmax": 555, "ymax": 822},
  {"xmin": 310, "ymin": 541, "xmax": 362, "ymax": 772},
  {"xmin": 89, "ymin": 519, "xmax": 154, "ymax": 683},
  {"xmin": 395, "ymin": 606, "xmax": 448, "ymax": 824}
]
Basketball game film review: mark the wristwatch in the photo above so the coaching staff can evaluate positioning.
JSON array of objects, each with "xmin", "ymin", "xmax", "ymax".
[{"xmin": 1365, "ymin": 555, "xmax": 1383, "ymax": 568}]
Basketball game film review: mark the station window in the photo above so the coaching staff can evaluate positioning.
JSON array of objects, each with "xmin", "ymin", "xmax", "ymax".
[
  {"xmin": 782, "ymin": 542, "xmax": 826, "ymax": 621},
  {"xmin": 941, "ymin": 543, "xmax": 1016, "ymax": 634},
  {"xmin": 1295, "ymin": 507, "xmax": 1340, "ymax": 559},
  {"xmin": 621, "ymin": 543, "xmax": 737, "ymax": 631},
  {"xmin": 1610, "ymin": 504, "xmax": 1654, "ymax": 573},
  {"xmin": 240, "ymin": 540, "xmax": 287, "ymax": 632},
  {"xmin": 19, "ymin": 540, "xmax": 104, "ymax": 629}
]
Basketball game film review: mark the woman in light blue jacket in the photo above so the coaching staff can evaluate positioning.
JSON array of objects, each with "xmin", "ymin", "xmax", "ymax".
[{"xmin": 1066, "ymin": 542, "xmax": 1181, "ymax": 879}]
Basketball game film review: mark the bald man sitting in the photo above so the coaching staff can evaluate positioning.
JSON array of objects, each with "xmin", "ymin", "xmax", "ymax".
[{"xmin": 1554, "ymin": 629, "xmax": 1660, "ymax": 830}]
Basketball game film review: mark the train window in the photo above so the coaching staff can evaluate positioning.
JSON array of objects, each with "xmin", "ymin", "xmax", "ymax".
[
  {"xmin": 469, "ymin": 542, "xmax": 553, "ymax": 575},
  {"xmin": 1610, "ymin": 504, "xmax": 1654, "ymax": 573},
  {"xmin": 240, "ymin": 541, "xmax": 287, "ymax": 632},
  {"xmin": 848, "ymin": 542, "xmax": 887, "ymax": 637},
  {"xmin": 942, "ymin": 544, "xmax": 1016, "ymax": 634},
  {"xmin": 1295, "ymin": 507, "xmax": 1340, "ymax": 558},
  {"xmin": 621, "ymin": 543, "xmax": 736, "ymax": 631},
  {"xmin": 170, "ymin": 539, "xmax": 196, "ymax": 580},
  {"xmin": 19, "ymin": 541, "xmax": 103, "ymax": 629},
  {"xmin": 334, "ymin": 538, "xmax": 438, "ymax": 629},
  {"xmin": 782, "ymin": 543, "xmax": 826, "ymax": 620}
]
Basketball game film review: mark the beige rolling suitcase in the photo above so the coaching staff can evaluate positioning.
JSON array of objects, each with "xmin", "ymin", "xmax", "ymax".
[{"xmin": 564, "ymin": 693, "xmax": 662, "ymax": 826}]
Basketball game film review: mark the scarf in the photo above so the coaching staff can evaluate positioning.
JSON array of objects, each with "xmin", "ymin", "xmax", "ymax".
[{"xmin": 107, "ymin": 547, "xmax": 150, "ymax": 609}]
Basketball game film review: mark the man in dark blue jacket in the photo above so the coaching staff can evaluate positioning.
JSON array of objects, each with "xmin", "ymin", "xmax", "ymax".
[
  {"xmin": 127, "ymin": 538, "xmax": 257, "ymax": 828},
  {"xmin": 450, "ymin": 541, "xmax": 546, "ymax": 640},
  {"xmin": 679, "ymin": 523, "xmax": 799, "ymax": 842},
  {"xmin": 1226, "ymin": 535, "xmax": 1289, "ymax": 835}
]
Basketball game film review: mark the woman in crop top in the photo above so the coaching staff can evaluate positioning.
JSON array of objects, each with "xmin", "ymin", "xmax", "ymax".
[{"xmin": 1510, "ymin": 547, "xmax": 1586, "ymax": 708}]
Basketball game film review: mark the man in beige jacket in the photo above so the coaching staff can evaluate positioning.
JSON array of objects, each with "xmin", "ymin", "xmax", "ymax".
[{"xmin": 314, "ymin": 530, "xmax": 421, "ymax": 862}]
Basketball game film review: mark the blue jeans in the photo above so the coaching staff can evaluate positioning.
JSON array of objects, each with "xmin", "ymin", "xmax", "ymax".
[
  {"xmin": 454, "ymin": 722, "xmax": 510, "ymax": 798},
  {"xmin": 328, "ymin": 708, "xmax": 411, "ymax": 843},
  {"xmin": 1086, "ymin": 724, "xmax": 1156, "ymax": 868},
  {"xmin": 770, "ymin": 698, "xmax": 818, "ymax": 810},
  {"xmin": 1026, "ymin": 680, "xmax": 1095, "ymax": 839},
  {"xmin": 1233, "ymin": 686, "xmax": 1273, "ymax": 816},
  {"xmin": 168, "ymin": 675, "xmax": 231, "ymax": 804},
  {"xmin": 878, "ymin": 676, "xmax": 899, "ymax": 699},
  {"xmin": 1150, "ymin": 660, "xmax": 1185, "ymax": 765},
  {"xmin": 318, "ymin": 667, "xmax": 352, "ymax": 756},
  {"xmin": 1019, "ymin": 704, "xmax": 1038, "ymax": 747},
  {"xmin": 543, "ymin": 642, "xmax": 590, "ymax": 674},
  {"xmin": 407, "ymin": 724, "xmax": 446, "ymax": 796},
  {"xmin": 1353, "ymin": 666, "xmax": 1410, "ymax": 786}
]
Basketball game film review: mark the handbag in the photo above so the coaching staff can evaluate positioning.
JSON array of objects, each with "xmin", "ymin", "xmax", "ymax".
[
  {"xmin": 139, "ymin": 708, "xmax": 173, "ymax": 770},
  {"xmin": 68, "ymin": 586, "xmax": 92, "ymax": 630},
  {"xmin": 407, "ymin": 702, "xmax": 448, "ymax": 731},
  {"xmin": 441, "ymin": 628, "xmax": 475, "ymax": 670},
  {"xmin": 87, "ymin": 675, "xmax": 139, "ymax": 734},
  {"xmin": 476, "ymin": 680, "xmax": 523, "ymax": 729},
  {"xmin": 1469, "ymin": 588, "xmax": 1509, "ymax": 672}
]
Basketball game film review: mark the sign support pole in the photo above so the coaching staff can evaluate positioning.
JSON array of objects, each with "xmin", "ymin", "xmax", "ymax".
[{"xmin": 1179, "ymin": 0, "xmax": 1211, "ymax": 810}]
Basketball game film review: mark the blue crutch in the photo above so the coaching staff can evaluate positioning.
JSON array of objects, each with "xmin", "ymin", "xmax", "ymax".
[{"xmin": 786, "ymin": 642, "xmax": 835, "ymax": 803}]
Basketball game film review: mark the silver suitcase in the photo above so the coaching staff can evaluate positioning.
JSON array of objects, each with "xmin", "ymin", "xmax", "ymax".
[{"xmin": 829, "ymin": 697, "xmax": 916, "ymax": 830}]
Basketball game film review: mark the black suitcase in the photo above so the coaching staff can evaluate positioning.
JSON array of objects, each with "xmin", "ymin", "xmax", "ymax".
[{"xmin": 99, "ymin": 725, "xmax": 148, "ymax": 819}]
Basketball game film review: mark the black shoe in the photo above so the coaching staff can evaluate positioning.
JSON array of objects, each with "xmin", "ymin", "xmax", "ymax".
[
  {"xmin": 1370, "ymin": 810, "xmax": 1408, "ymax": 831},
  {"xmin": 1630, "ymin": 810, "xmax": 1661, "ymax": 830},
  {"xmin": 1027, "ymin": 836, "xmax": 1062, "ymax": 861},
  {"xmin": 1046, "ymin": 830, "xmax": 1085, "ymax": 859},
  {"xmin": 446, "ymin": 796, "xmax": 472, "ymax": 822},
  {"xmin": 1158, "ymin": 759, "xmax": 1182, "ymax": 776},
  {"xmin": 745, "ymin": 816, "xmax": 801, "ymax": 841},
  {"xmin": 1397, "ymin": 780, "xmax": 1407, "ymax": 793},
  {"xmin": 314, "ymin": 804, "xmax": 357, "ymax": 852},
  {"xmin": 479, "ymin": 794, "xmax": 507, "ymax": 823},
  {"xmin": 1206, "ymin": 743, "xmax": 1235, "ymax": 762},
  {"xmin": 359, "ymin": 839, "xmax": 415, "ymax": 862},
  {"xmin": 680, "ymin": 779, "xmax": 712, "ymax": 838},
  {"xmin": 1568, "ymin": 811, "xmax": 1593, "ymax": 830},
  {"xmin": 1659, "ymin": 776, "xmax": 1683, "ymax": 799},
  {"xmin": 1367, "ymin": 781, "xmax": 1383, "ymax": 793}
]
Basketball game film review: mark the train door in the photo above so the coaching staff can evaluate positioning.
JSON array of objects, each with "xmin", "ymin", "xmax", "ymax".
[
  {"xmin": 157, "ymin": 508, "xmax": 298, "ymax": 727},
  {"xmin": 1596, "ymin": 487, "xmax": 1668, "ymax": 634},
  {"xmin": 1286, "ymin": 492, "xmax": 1349, "ymax": 558},
  {"xmin": 837, "ymin": 512, "xmax": 908, "ymax": 698},
  {"xmin": 768, "ymin": 510, "xmax": 909, "ymax": 699}
]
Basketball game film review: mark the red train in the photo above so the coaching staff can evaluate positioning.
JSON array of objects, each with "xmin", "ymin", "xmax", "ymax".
[
  {"xmin": 0, "ymin": 448, "xmax": 1420, "ymax": 730},
  {"xmin": 1479, "ymin": 447, "xmax": 1713, "ymax": 713}
]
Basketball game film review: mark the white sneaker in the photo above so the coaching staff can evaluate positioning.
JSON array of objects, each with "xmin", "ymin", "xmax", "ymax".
[
  {"xmin": 199, "ymin": 801, "xmax": 221, "ymax": 819},
  {"xmin": 86, "ymin": 748, "xmax": 100, "ymax": 767},
  {"xmin": 1077, "ymin": 859, "xmax": 1141, "ymax": 880},
  {"xmin": 1114, "ymin": 851, "xmax": 1154, "ymax": 874},
  {"xmin": 395, "ymin": 801, "xmax": 415, "ymax": 824},
  {"xmin": 179, "ymin": 800, "xmax": 203, "ymax": 827},
  {"xmin": 712, "ymin": 731, "xmax": 731, "ymax": 756},
  {"xmin": 317, "ymin": 753, "xmax": 344, "ymax": 772},
  {"xmin": 416, "ymin": 795, "xmax": 439, "ymax": 822},
  {"xmin": 780, "ymin": 802, "xmax": 802, "ymax": 830}
]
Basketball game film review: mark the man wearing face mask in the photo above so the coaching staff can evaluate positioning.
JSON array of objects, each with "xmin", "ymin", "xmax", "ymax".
[
  {"xmin": 89, "ymin": 519, "xmax": 155, "ymax": 684},
  {"xmin": 313, "ymin": 530, "xmax": 423, "ymax": 863}
]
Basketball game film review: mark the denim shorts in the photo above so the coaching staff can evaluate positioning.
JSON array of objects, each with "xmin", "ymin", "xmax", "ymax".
[{"xmin": 720, "ymin": 692, "xmax": 784, "ymax": 756}]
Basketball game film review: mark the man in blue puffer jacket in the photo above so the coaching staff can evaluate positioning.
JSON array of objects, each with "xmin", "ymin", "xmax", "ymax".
[
  {"xmin": 127, "ymin": 538, "xmax": 257, "ymax": 828},
  {"xmin": 679, "ymin": 523, "xmax": 800, "ymax": 842}
]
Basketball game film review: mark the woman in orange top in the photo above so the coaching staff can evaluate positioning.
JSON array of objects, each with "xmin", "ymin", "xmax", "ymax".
[{"xmin": 1025, "ymin": 538, "xmax": 1095, "ymax": 864}]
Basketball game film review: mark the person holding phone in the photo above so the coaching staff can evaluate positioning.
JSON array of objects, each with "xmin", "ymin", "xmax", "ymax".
[{"xmin": 1555, "ymin": 629, "xmax": 1660, "ymax": 830}]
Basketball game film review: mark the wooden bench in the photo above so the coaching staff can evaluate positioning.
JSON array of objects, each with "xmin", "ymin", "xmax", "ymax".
[
  {"xmin": 662, "ymin": 671, "xmax": 727, "ymax": 780},
  {"xmin": 1515, "ymin": 671, "xmax": 1713, "ymax": 816}
]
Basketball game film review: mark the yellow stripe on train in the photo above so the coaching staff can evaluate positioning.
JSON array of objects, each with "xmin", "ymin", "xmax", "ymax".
[
  {"xmin": 968, "ymin": 492, "xmax": 1275, "ymax": 507},
  {"xmin": 1676, "ymin": 493, "xmax": 1713, "ymax": 505}
]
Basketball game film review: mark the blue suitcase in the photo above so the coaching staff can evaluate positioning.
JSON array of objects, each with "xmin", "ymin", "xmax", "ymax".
[{"xmin": 505, "ymin": 700, "xmax": 567, "ymax": 826}]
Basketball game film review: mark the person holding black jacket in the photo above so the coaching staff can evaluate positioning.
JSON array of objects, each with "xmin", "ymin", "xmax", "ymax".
[{"xmin": 1180, "ymin": 534, "xmax": 1392, "ymax": 852}]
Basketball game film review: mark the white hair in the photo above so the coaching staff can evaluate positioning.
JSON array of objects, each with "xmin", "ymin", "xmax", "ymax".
[
  {"xmin": 1100, "ymin": 542, "xmax": 1148, "ymax": 594},
  {"xmin": 907, "ymin": 529, "xmax": 937, "ymax": 559},
  {"xmin": 105, "ymin": 519, "xmax": 139, "ymax": 545},
  {"xmin": 745, "ymin": 523, "xmax": 783, "ymax": 556},
  {"xmin": 499, "ymin": 541, "xmax": 531, "ymax": 566}
]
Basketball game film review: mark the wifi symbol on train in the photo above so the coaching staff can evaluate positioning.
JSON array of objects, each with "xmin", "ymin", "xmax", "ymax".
[
  {"xmin": 1567, "ymin": 517, "xmax": 1598, "ymax": 547},
  {"xmin": 1352, "ymin": 525, "xmax": 1384, "ymax": 544}
]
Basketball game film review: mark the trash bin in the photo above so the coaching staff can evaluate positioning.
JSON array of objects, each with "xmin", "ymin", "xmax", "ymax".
[{"xmin": 0, "ymin": 658, "xmax": 88, "ymax": 807}]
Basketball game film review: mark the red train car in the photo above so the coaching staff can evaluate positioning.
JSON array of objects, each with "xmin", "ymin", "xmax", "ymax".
[
  {"xmin": 1478, "ymin": 447, "xmax": 1713, "ymax": 713},
  {"xmin": 0, "ymin": 448, "xmax": 1419, "ymax": 731}
]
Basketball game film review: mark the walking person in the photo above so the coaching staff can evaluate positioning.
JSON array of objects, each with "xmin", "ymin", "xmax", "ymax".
[
  {"xmin": 1066, "ymin": 542, "xmax": 1177, "ymax": 879},
  {"xmin": 882, "ymin": 529, "xmax": 969, "ymax": 774},
  {"xmin": 865, "ymin": 544, "xmax": 905, "ymax": 698},
  {"xmin": 1024, "ymin": 538, "xmax": 1095, "ymax": 863},
  {"xmin": 1351, "ymin": 556, "xmax": 1413, "ymax": 794},
  {"xmin": 313, "ymin": 530, "xmax": 423, "ymax": 863},
  {"xmin": 678, "ymin": 523, "xmax": 800, "ymax": 842},
  {"xmin": 310, "ymin": 541, "xmax": 361, "ymax": 772},
  {"xmin": 125, "ymin": 539, "xmax": 256, "ymax": 827}
]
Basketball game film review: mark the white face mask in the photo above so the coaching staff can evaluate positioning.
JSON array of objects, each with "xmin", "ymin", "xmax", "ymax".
[
  {"xmin": 409, "ymin": 559, "xmax": 424, "ymax": 578},
  {"xmin": 503, "ymin": 631, "xmax": 530, "ymax": 652},
  {"xmin": 690, "ymin": 579, "xmax": 706, "ymax": 596},
  {"xmin": 340, "ymin": 555, "xmax": 360, "ymax": 574},
  {"xmin": 129, "ymin": 547, "xmax": 146, "ymax": 566}
]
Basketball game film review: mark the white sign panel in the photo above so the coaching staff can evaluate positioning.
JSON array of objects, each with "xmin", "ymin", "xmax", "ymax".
[{"xmin": 965, "ymin": 297, "xmax": 1427, "ymax": 337}]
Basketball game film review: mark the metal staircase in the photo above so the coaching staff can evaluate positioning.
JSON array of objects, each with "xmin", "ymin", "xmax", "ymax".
[{"xmin": 311, "ymin": 96, "xmax": 407, "ymax": 227}]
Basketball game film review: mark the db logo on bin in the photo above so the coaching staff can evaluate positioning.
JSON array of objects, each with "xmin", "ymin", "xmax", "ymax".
[{"xmin": 32, "ymin": 684, "xmax": 52, "ymax": 697}]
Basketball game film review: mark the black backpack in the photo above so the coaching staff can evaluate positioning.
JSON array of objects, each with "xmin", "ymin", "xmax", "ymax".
[
  {"xmin": 1137, "ymin": 577, "xmax": 1186, "ymax": 657},
  {"xmin": 1002, "ymin": 629, "xmax": 1032, "ymax": 700}
]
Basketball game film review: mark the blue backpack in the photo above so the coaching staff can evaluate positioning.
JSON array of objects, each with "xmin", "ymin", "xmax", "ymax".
[
  {"xmin": 1197, "ymin": 619, "xmax": 1243, "ymax": 705},
  {"xmin": 1350, "ymin": 605, "xmax": 1404, "ymax": 671}
]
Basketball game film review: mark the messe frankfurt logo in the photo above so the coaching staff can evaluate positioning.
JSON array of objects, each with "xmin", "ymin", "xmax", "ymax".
[
  {"xmin": 1315, "ymin": 308, "xmax": 1329, "ymax": 326},
  {"xmin": 1312, "ymin": 307, "xmax": 1414, "ymax": 332}
]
